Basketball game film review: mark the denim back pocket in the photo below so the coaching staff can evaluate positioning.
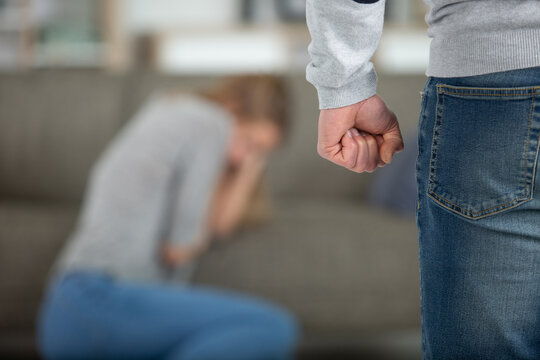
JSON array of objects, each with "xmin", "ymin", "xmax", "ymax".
[{"xmin": 428, "ymin": 84, "xmax": 540, "ymax": 219}]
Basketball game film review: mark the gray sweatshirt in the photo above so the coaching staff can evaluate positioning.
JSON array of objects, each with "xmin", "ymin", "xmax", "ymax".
[
  {"xmin": 54, "ymin": 94, "xmax": 231, "ymax": 283},
  {"xmin": 306, "ymin": 0, "xmax": 540, "ymax": 109}
]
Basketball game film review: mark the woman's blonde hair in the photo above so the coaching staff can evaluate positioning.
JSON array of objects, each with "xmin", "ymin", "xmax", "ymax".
[
  {"xmin": 204, "ymin": 75, "xmax": 289, "ymax": 229},
  {"xmin": 201, "ymin": 74, "xmax": 290, "ymax": 137}
]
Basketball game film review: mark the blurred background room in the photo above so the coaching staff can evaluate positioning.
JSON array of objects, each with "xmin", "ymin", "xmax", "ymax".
[{"xmin": 0, "ymin": 0, "xmax": 430, "ymax": 358}]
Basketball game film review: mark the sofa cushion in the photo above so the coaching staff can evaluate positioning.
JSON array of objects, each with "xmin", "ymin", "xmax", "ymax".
[
  {"xmin": 0, "ymin": 201, "xmax": 78, "ymax": 335},
  {"xmin": 194, "ymin": 197, "xmax": 420, "ymax": 332},
  {"xmin": 0, "ymin": 196, "xmax": 420, "ymax": 356}
]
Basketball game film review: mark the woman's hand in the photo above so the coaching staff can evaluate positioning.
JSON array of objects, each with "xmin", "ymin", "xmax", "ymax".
[
  {"xmin": 236, "ymin": 150, "xmax": 267, "ymax": 184},
  {"xmin": 160, "ymin": 242, "xmax": 208, "ymax": 268},
  {"xmin": 210, "ymin": 151, "xmax": 267, "ymax": 239}
]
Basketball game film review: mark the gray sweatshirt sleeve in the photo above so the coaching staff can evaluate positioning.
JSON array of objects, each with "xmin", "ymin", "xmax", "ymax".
[
  {"xmin": 166, "ymin": 106, "xmax": 231, "ymax": 248},
  {"xmin": 306, "ymin": 0, "xmax": 385, "ymax": 109}
]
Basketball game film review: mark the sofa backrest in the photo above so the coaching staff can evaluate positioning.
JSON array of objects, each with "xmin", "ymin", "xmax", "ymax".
[
  {"xmin": 0, "ymin": 70, "xmax": 127, "ymax": 202},
  {"xmin": 0, "ymin": 70, "xmax": 425, "ymax": 203}
]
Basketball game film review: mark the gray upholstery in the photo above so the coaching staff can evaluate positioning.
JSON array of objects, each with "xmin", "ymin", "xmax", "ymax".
[
  {"xmin": 0, "ymin": 201, "xmax": 77, "ymax": 332},
  {"xmin": 194, "ymin": 198, "xmax": 419, "ymax": 332},
  {"xmin": 0, "ymin": 71, "xmax": 126, "ymax": 201},
  {"xmin": 0, "ymin": 70, "xmax": 426, "ymax": 358}
]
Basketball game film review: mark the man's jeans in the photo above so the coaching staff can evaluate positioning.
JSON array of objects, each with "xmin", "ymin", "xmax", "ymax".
[{"xmin": 416, "ymin": 66, "xmax": 540, "ymax": 359}]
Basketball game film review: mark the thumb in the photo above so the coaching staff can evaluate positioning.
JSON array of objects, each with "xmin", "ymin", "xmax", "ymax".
[
  {"xmin": 340, "ymin": 129, "xmax": 359, "ymax": 169},
  {"xmin": 379, "ymin": 127, "xmax": 404, "ymax": 164}
]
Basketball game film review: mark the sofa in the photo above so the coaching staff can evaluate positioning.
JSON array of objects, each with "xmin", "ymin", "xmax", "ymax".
[{"xmin": 0, "ymin": 70, "xmax": 426, "ymax": 359}]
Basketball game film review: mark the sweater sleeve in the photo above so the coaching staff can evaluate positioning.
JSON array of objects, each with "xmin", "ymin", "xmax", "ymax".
[
  {"xmin": 166, "ymin": 105, "xmax": 231, "ymax": 248},
  {"xmin": 306, "ymin": 0, "xmax": 386, "ymax": 109}
]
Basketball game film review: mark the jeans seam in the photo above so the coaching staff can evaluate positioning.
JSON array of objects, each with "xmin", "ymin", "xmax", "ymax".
[
  {"xmin": 524, "ymin": 93, "xmax": 535, "ymax": 191},
  {"xmin": 439, "ymin": 91, "xmax": 536, "ymax": 97},
  {"xmin": 436, "ymin": 84, "xmax": 540, "ymax": 94},
  {"xmin": 530, "ymin": 95, "xmax": 540, "ymax": 200},
  {"xmin": 416, "ymin": 78, "xmax": 431, "ymax": 219},
  {"xmin": 427, "ymin": 88, "xmax": 444, "ymax": 195}
]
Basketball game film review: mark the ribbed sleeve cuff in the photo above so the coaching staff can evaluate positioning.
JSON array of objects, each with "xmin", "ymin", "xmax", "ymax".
[{"xmin": 314, "ymin": 66, "xmax": 378, "ymax": 110}]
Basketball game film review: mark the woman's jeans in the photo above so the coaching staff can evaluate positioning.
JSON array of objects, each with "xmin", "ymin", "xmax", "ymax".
[
  {"xmin": 37, "ymin": 271, "xmax": 298, "ymax": 360},
  {"xmin": 416, "ymin": 66, "xmax": 540, "ymax": 359}
]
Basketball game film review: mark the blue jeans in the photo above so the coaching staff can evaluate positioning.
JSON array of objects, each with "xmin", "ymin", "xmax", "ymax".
[
  {"xmin": 37, "ymin": 271, "xmax": 299, "ymax": 360},
  {"xmin": 416, "ymin": 66, "xmax": 540, "ymax": 359}
]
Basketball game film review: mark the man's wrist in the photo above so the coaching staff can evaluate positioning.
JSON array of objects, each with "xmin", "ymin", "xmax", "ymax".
[{"xmin": 310, "ymin": 66, "xmax": 378, "ymax": 110}]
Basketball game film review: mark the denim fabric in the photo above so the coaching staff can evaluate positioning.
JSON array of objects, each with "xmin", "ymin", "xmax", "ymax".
[
  {"xmin": 37, "ymin": 271, "xmax": 298, "ymax": 360},
  {"xmin": 416, "ymin": 66, "xmax": 540, "ymax": 359}
]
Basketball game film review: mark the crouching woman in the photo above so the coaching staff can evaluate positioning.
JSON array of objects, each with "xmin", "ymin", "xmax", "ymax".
[{"xmin": 37, "ymin": 75, "xmax": 298, "ymax": 360}]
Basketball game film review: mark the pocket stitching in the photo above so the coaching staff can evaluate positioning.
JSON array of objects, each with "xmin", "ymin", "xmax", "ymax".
[
  {"xmin": 523, "ymin": 92, "xmax": 535, "ymax": 191},
  {"xmin": 427, "ymin": 86, "xmax": 537, "ymax": 220},
  {"xmin": 428, "ymin": 191, "xmax": 531, "ymax": 220},
  {"xmin": 436, "ymin": 84, "xmax": 540, "ymax": 95},
  {"xmin": 531, "ymin": 97, "xmax": 540, "ymax": 199}
]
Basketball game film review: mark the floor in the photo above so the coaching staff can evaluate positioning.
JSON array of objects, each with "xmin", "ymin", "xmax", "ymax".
[{"xmin": 1, "ymin": 329, "xmax": 422, "ymax": 359}]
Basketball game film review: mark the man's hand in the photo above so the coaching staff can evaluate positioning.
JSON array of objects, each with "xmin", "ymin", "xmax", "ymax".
[{"xmin": 317, "ymin": 94, "xmax": 404, "ymax": 173}]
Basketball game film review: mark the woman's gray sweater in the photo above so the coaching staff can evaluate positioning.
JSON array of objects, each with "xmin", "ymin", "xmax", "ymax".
[
  {"xmin": 306, "ymin": 0, "xmax": 540, "ymax": 109},
  {"xmin": 54, "ymin": 94, "xmax": 232, "ymax": 283}
]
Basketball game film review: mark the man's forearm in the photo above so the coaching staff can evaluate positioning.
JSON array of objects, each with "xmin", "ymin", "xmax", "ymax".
[{"xmin": 306, "ymin": 0, "xmax": 385, "ymax": 109}]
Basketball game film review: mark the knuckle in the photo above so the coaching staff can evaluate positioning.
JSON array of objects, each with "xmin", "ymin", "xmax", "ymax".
[
  {"xmin": 366, "ymin": 135, "xmax": 377, "ymax": 146},
  {"xmin": 354, "ymin": 138, "xmax": 366, "ymax": 148}
]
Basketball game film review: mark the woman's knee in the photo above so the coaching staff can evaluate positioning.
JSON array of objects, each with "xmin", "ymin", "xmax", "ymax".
[
  {"xmin": 243, "ymin": 302, "xmax": 300, "ymax": 348},
  {"xmin": 192, "ymin": 286, "xmax": 300, "ymax": 342}
]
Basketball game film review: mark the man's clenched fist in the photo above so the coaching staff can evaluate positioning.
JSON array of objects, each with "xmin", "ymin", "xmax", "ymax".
[{"xmin": 317, "ymin": 94, "xmax": 404, "ymax": 173}]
